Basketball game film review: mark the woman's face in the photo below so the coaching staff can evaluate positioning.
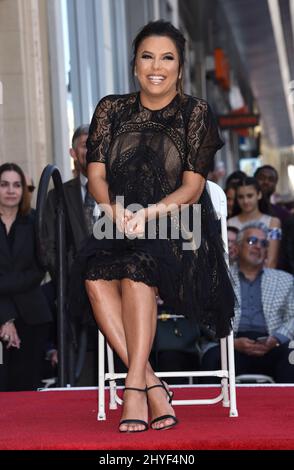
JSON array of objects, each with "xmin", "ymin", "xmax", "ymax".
[
  {"xmin": 237, "ymin": 185, "xmax": 261, "ymax": 213},
  {"xmin": 0, "ymin": 170, "xmax": 23, "ymax": 210},
  {"xmin": 135, "ymin": 35, "xmax": 180, "ymax": 104}
]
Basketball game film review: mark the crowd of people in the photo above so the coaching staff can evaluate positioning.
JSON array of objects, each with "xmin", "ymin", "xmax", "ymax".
[{"xmin": 0, "ymin": 19, "xmax": 294, "ymax": 433}]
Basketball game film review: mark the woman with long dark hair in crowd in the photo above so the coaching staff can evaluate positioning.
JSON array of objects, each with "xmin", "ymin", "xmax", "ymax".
[
  {"xmin": 228, "ymin": 176, "xmax": 281, "ymax": 268},
  {"xmin": 0, "ymin": 163, "xmax": 52, "ymax": 391}
]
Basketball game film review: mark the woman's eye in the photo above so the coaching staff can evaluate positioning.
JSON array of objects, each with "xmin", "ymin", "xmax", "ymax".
[
  {"xmin": 163, "ymin": 55, "xmax": 174, "ymax": 60},
  {"xmin": 141, "ymin": 54, "xmax": 152, "ymax": 59}
]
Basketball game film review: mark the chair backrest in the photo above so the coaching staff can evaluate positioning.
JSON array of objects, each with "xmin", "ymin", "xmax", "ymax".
[
  {"xmin": 206, "ymin": 180, "xmax": 229, "ymax": 257},
  {"xmin": 206, "ymin": 180, "xmax": 227, "ymax": 219}
]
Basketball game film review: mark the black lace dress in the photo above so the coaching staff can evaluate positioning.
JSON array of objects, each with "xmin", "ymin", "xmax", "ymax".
[{"xmin": 72, "ymin": 92, "xmax": 234, "ymax": 338}]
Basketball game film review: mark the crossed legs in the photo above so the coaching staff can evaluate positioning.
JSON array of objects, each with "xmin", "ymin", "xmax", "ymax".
[{"xmin": 85, "ymin": 278, "xmax": 176, "ymax": 431}]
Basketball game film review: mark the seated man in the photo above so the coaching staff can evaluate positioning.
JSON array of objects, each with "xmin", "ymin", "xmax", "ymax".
[{"xmin": 201, "ymin": 221, "xmax": 294, "ymax": 382}]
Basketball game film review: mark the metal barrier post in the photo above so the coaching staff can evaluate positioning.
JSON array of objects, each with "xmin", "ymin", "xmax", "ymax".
[{"xmin": 36, "ymin": 164, "xmax": 68, "ymax": 387}]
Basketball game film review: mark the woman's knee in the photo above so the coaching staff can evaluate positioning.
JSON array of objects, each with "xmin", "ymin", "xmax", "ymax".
[
  {"xmin": 85, "ymin": 279, "xmax": 120, "ymax": 303},
  {"xmin": 121, "ymin": 278, "xmax": 155, "ymax": 294},
  {"xmin": 85, "ymin": 280, "xmax": 100, "ymax": 303}
]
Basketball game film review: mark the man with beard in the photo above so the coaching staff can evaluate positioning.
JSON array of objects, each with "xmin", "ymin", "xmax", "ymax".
[
  {"xmin": 254, "ymin": 165, "xmax": 289, "ymax": 224},
  {"xmin": 201, "ymin": 222, "xmax": 294, "ymax": 382}
]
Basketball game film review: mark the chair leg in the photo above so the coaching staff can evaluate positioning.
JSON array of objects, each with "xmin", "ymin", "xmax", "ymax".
[
  {"xmin": 107, "ymin": 343, "xmax": 118, "ymax": 410},
  {"xmin": 227, "ymin": 331, "xmax": 238, "ymax": 417},
  {"xmin": 97, "ymin": 330, "xmax": 106, "ymax": 420},
  {"xmin": 220, "ymin": 337, "xmax": 229, "ymax": 407},
  {"xmin": 97, "ymin": 332, "xmax": 238, "ymax": 419}
]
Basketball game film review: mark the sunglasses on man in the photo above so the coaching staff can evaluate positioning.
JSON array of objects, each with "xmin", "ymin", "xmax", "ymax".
[{"xmin": 246, "ymin": 236, "xmax": 269, "ymax": 248}]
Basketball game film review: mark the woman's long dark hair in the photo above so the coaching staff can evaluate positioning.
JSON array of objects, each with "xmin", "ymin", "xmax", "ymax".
[
  {"xmin": 0, "ymin": 162, "xmax": 31, "ymax": 215},
  {"xmin": 131, "ymin": 20, "xmax": 186, "ymax": 94}
]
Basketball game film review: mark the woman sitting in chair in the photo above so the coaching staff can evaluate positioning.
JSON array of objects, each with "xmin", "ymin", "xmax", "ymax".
[{"xmin": 73, "ymin": 20, "xmax": 235, "ymax": 433}]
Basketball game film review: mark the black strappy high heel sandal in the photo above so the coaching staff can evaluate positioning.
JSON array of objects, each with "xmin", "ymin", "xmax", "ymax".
[
  {"xmin": 119, "ymin": 386, "xmax": 148, "ymax": 433},
  {"xmin": 147, "ymin": 380, "xmax": 178, "ymax": 431}
]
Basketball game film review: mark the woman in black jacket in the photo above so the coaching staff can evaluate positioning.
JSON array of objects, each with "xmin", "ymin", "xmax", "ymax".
[{"xmin": 0, "ymin": 163, "xmax": 52, "ymax": 391}]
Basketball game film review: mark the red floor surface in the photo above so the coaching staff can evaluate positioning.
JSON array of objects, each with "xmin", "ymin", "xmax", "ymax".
[{"xmin": 0, "ymin": 386, "xmax": 293, "ymax": 450}]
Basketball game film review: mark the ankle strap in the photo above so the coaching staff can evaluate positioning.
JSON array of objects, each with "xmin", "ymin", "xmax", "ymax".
[
  {"xmin": 146, "ymin": 382, "xmax": 173, "ymax": 403},
  {"xmin": 146, "ymin": 384, "xmax": 163, "ymax": 392},
  {"xmin": 124, "ymin": 386, "xmax": 147, "ymax": 393}
]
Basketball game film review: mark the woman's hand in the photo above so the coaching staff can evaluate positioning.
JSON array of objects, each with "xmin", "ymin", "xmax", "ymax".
[
  {"xmin": 125, "ymin": 209, "xmax": 146, "ymax": 237},
  {"xmin": 0, "ymin": 321, "xmax": 21, "ymax": 349},
  {"xmin": 112, "ymin": 204, "xmax": 134, "ymax": 233}
]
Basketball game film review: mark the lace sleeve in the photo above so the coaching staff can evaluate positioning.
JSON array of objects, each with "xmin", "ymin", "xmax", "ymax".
[
  {"xmin": 86, "ymin": 95, "xmax": 114, "ymax": 164},
  {"xmin": 184, "ymin": 100, "xmax": 224, "ymax": 178}
]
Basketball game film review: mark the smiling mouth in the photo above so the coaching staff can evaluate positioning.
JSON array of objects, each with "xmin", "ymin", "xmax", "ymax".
[{"xmin": 148, "ymin": 75, "xmax": 165, "ymax": 84}]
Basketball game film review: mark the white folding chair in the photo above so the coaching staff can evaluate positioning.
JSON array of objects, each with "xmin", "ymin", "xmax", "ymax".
[{"xmin": 97, "ymin": 180, "xmax": 238, "ymax": 420}]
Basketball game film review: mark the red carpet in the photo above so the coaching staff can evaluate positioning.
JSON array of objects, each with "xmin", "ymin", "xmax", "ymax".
[{"xmin": 0, "ymin": 386, "xmax": 293, "ymax": 450}]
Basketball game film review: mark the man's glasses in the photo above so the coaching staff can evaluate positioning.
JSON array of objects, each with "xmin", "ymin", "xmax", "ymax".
[
  {"xmin": 246, "ymin": 236, "xmax": 269, "ymax": 248},
  {"xmin": 27, "ymin": 185, "xmax": 35, "ymax": 193}
]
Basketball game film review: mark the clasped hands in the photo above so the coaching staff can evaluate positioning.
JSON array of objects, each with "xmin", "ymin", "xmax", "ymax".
[
  {"xmin": 234, "ymin": 336, "xmax": 279, "ymax": 357},
  {"xmin": 115, "ymin": 205, "xmax": 146, "ymax": 238}
]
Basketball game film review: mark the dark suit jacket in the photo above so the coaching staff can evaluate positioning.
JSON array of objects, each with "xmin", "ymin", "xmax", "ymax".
[
  {"xmin": 44, "ymin": 177, "xmax": 89, "ymax": 277},
  {"xmin": 44, "ymin": 177, "xmax": 96, "ymax": 330},
  {"xmin": 0, "ymin": 213, "xmax": 52, "ymax": 325}
]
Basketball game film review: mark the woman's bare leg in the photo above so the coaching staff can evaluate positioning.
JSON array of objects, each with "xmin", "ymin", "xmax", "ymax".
[
  {"xmin": 118, "ymin": 279, "xmax": 156, "ymax": 431},
  {"xmin": 85, "ymin": 279, "xmax": 129, "ymax": 364},
  {"xmin": 85, "ymin": 279, "xmax": 176, "ymax": 431}
]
